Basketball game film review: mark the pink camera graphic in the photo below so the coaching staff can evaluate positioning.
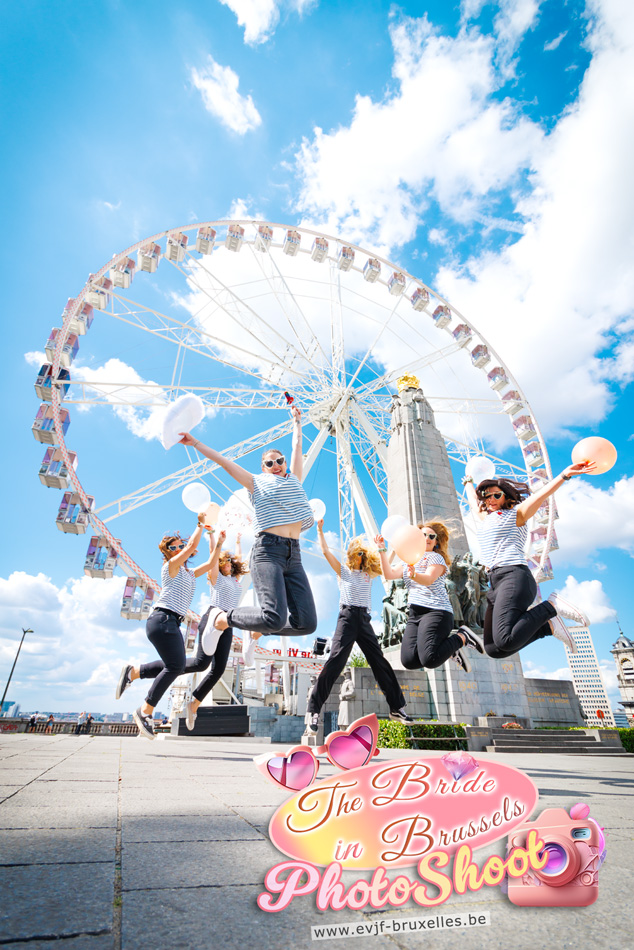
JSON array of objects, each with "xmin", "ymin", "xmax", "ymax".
[{"xmin": 507, "ymin": 805, "xmax": 604, "ymax": 907}]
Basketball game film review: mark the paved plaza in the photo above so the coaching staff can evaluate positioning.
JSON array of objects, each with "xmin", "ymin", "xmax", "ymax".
[{"xmin": 1, "ymin": 732, "xmax": 632, "ymax": 950}]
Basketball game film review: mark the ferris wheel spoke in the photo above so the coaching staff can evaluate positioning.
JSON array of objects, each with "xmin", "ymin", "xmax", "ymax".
[
  {"xmin": 245, "ymin": 244, "xmax": 333, "ymax": 379},
  {"xmin": 64, "ymin": 381, "xmax": 331, "ymax": 412},
  {"xmin": 172, "ymin": 252, "xmax": 329, "ymax": 390},
  {"xmin": 95, "ymin": 418, "xmax": 297, "ymax": 522},
  {"xmin": 348, "ymin": 426, "xmax": 388, "ymax": 505},
  {"xmin": 106, "ymin": 288, "xmax": 311, "ymax": 386},
  {"xmin": 354, "ymin": 342, "xmax": 469, "ymax": 400}
]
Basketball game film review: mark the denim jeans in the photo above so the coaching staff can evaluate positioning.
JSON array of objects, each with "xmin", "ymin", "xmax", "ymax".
[
  {"xmin": 401, "ymin": 606, "xmax": 461, "ymax": 670},
  {"xmin": 226, "ymin": 533, "xmax": 317, "ymax": 636},
  {"xmin": 140, "ymin": 608, "xmax": 186, "ymax": 707},
  {"xmin": 308, "ymin": 605, "xmax": 404, "ymax": 714},
  {"xmin": 483, "ymin": 564, "xmax": 556, "ymax": 658}
]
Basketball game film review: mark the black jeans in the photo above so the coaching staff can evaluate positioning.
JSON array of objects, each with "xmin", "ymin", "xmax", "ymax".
[
  {"xmin": 140, "ymin": 608, "xmax": 187, "ymax": 707},
  {"xmin": 308, "ymin": 605, "xmax": 404, "ymax": 714},
  {"xmin": 188, "ymin": 608, "xmax": 233, "ymax": 702},
  {"xmin": 483, "ymin": 564, "xmax": 555, "ymax": 658},
  {"xmin": 227, "ymin": 534, "xmax": 317, "ymax": 637},
  {"xmin": 401, "ymin": 606, "xmax": 461, "ymax": 669}
]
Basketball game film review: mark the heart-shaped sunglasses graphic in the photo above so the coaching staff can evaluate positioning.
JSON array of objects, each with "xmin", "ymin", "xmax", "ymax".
[{"xmin": 254, "ymin": 715, "xmax": 379, "ymax": 791}]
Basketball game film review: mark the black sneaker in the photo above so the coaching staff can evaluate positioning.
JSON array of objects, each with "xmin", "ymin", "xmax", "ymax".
[
  {"xmin": 458, "ymin": 626, "xmax": 484, "ymax": 654},
  {"xmin": 452, "ymin": 649, "xmax": 471, "ymax": 674},
  {"xmin": 307, "ymin": 713, "xmax": 319, "ymax": 734},
  {"xmin": 115, "ymin": 664, "xmax": 133, "ymax": 700},
  {"xmin": 389, "ymin": 707, "xmax": 414, "ymax": 723},
  {"xmin": 133, "ymin": 707, "xmax": 155, "ymax": 740}
]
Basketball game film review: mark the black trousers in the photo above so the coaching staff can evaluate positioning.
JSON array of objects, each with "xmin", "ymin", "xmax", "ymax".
[
  {"xmin": 188, "ymin": 608, "xmax": 233, "ymax": 702},
  {"xmin": 483, "ymin": 564, "xmax": 555, "ymax": 658},
  {"xmin": 308, "ymin": 605, "xmax": 404, "ymax": 715},
  {"xmin": 140, "ymin": 608, "xmax": 187, "ymax": 707},
  {"xmin": 401, "ymin": 606, "xmax": 461, "ymax": 669},
  {"xmin": 140, "ymin": 607, "xmax": 234, "ymax": 705}
]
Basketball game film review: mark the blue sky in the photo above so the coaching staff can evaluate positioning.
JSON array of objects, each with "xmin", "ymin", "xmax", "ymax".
[{"xmin": 1, "ymin": 0, "xmax": 633, "ymax": 716}]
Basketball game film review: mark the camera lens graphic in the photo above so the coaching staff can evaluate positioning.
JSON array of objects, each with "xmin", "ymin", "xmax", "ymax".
[{"xmin": 538, "ymin": 842, "xmax": 569, "ymax": 876}]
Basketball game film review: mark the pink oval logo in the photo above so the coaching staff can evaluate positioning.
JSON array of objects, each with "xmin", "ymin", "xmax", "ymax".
[{"xmin": 268, "ymin": 757, "xmax": 538, "ymax": 870}]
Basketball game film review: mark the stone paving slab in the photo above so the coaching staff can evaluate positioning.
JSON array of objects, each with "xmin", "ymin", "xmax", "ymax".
[
  {"xmin": 1, "ymin": 937, "xmax": 114, "ymax": 950},
  {"xmin": 0, "ymin": 863, "xmax": 114, "ymax": 942},
  {"xmin": 122, "ymin": 839, "xmax": 275, "ymax": 890},
  {"xmin": 122, "ymin": 814, "xmax": 264, "ymax": 843},
  {"xmin": 0, "ymin": 828, "xmax": 116, "ymax": 865}
]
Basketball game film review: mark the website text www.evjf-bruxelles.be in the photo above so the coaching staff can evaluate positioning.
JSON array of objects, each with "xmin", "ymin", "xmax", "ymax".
[{"xmin": 311, "ymin": 911, "xmax": 490, "ymax": 940}]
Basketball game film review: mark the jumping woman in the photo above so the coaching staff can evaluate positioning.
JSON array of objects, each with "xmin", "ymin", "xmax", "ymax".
[
  {"xmin": 115, "ymin": 516, "xmax": 217, "ymax": 739},
  {"xmin": 306, "ymin": 521, "xmax": 412, "ymax": 733},
  {"xmin": 463, "ymin": 462, "xmax": 593, "ymax": 659},
  {"xmin": 183, "ymin": 531, "xmax": 248, "ymax": 731},
  {"xmin": 376, "ymin": 521, "xmax": 484, "ymax": 674},
  {"xmin": 178, "ymin": 405, "xmax": 317, "ymax": 647}
]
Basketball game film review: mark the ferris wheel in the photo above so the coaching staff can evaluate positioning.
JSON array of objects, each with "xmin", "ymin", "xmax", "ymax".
[{"xmin": 33, "ymin": 219, "xmax": 558, "ymax": 652}]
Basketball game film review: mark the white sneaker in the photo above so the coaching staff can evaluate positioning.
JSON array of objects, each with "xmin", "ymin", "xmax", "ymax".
[
  {"xmin": 185, "ymin": 700, "xmax": 197, "ymax": 731},
  {"xmin": 242, "ymin": 631, "xmax": 256, "ymax": 667},
  {"xmin": 133, "ymin": 707, "xmax": 155, "ymax": 740},
  {"xmin": 550, "ymin": 615, "xmax": 578, "ymax": 653},
  {"xmin": 201, "ymin": 607, "xmax": 224, "ymax": 656},
  {"xmin": 547, "ymin": 592, "xmax": 589, "ymax": 627}
]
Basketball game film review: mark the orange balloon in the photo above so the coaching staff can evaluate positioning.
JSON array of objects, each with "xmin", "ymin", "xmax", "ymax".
[
  {"xmin": 391, "ymin": 524, "xmax": 427, "ymax": 565},
  {"xmin": 571, "ymin": 437, "xmax": 617, "ymax": 475}
]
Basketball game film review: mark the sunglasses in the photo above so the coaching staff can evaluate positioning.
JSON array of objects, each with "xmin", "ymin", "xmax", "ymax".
[
  {"xmin": 254, "ymin": 714, "xmax": 379, "ymax": 791},
  {"xmin": 422, "ymin": 531, "xmax": 437, "ymax": 539},
  {"xmin": 263, "ymin": 457, "xmax": 285, "ymax": 468},
  {"xmin": 167, "ymin": 541, "xmax": 186, "ymax": 551},
  {"xmin": 484, "ymin": 492, "xmax": 504, "ymax": 500}
]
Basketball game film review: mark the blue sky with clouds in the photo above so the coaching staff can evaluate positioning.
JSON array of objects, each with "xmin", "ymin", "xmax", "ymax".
[{"xmin": 2, "ymin": 0, "xmax": 633, "ymax": 716}]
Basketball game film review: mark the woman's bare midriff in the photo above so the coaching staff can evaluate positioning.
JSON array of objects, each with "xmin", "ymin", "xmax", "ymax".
[{"xmin": 261, "ymin": 521, "xmax": 303, "ymax": 540}]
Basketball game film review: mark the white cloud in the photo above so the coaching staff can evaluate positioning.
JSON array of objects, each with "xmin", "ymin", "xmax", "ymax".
[
  {"xmin": 553, "ymin": 475, "xmax": 634, "ymax": 563},
  {"xmin": 544, "ymin": 31, "xmax": 567, "ymax": 52},
  {"xmin": 25, "ymin": 350, "xmax": 46, "ymax": 367},
  {"xmin": 72, "ymin": 357, "xmax": 169, "ymax": 442},
  {"xmin": 0, "ymin": 572, "xmax": 150, "ymax": 713},
  {"xmin": 292, "ymin": 2, "xmax": 634, "ymax": 438},
  {"xmin": 491, "ymin": 0, "xmax": 542, "ymax": 75},
  {"xmin": 295, "ymin": 14, "xmax": 543, "ymax": 249},
  {"xmin": 190, "ymin": 56, "xmax": 262, "ymax": 134},
  {"xmin": 219, "ymin": 0, "xmax": 316, "ymax": 45},
  {"xmin": 556, "ymin": 574, "xmax": 618, "ymax": 624},
  {"xmin": 523, "ymin": 660, "xmax": 572, "ymax": 680},
  {"xmin": 226, "ymin": 197, "xmax": 265, "ymax": 219}
]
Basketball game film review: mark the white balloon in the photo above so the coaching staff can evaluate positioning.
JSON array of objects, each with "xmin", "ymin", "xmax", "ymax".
[
  {"xmin": 381, "ymin": 514, "xmax": 408, "ymax": 542},
  {"xmin": 309, "ymin": 498, "xmax": 326, "ymax": 521},
  {"xmin": 161, "ymin": 393, "xmax": 205, "ymax": 450},
  {"xmin": 465, "ymin": 455, "xmax": 496, "ymax": 484},
  {"xmin": 182, "ymin": 482, "xmax": 211, "ymax": 512}
]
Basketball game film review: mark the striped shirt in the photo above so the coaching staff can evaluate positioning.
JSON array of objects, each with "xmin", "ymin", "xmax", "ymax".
[
  {"xmin": 153, "ymin": 561, "xmax": 196, "ymax": 618},
  {"xmin": 209, "ymin": 572, "xmax": 242, "ymax": 612},
  {"xmin": 478, "ymin": 508, "xmax": 527, "ymax": 568},
  {"xmin": 338, "ymin": 565, "xmax": 373, "ymax": 610},
  {"xmin": 403, "ymin": 552, "xmax": 451, "ymax": 612},
  {"xmin": 250, "ymin": 473, "xmax": 314, "ymax": 533}
]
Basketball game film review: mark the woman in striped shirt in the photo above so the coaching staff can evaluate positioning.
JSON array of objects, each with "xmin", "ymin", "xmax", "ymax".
[
  {"xmin": 115, "ymin": 518, "xmax": 218, "ymax": 739},
  {"xmin": 183, "ymin": 532, "xmax": 248, "ymax": 731},
  {"xmin": 463, "ymin": 462, "xmax": 594, "ymax": 659},
  {"xmin": 178, "ymin": 405, "xmax": 317, "ymax": 646},
  {"xmin": 306, "ymin": 521, "xmax": 411, "ymax": 733},
  {"xmin": 377, "ymin": 521, "xmax": 483, "ymax": 674}
]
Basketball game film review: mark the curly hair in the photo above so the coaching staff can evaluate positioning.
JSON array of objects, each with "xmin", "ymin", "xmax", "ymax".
[
  {"xmin": 208, "ymin": 550, "xmax": 249, "ymax": 583},
  {"xmin": 416, "ymin": 520, "xmax": 451, "ymax": 567},
  {"xmin": 475, "ymin": 478, "xmax": 530, "ymax": 513},
  {"xmin": 158, "ymin": 533, "xmax": 184, "ymax": 561},
  {"xmin": 346, "ymin": 537, "xmax": 382, "ymax": 578}
]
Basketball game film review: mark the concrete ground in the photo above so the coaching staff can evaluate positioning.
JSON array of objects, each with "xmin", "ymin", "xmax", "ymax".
[{"xmin": 0, "ymin": 733, "xmax": 632, "ymax": 950}]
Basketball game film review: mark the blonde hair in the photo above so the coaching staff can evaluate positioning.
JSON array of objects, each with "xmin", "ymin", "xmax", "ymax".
[
  {"xmin": 417, "ymin": 520, "xmax": 451, "ymax": 567},
  {"xmin": 346, "ymin": 537, "xmax": 382, "ymax": 578}
]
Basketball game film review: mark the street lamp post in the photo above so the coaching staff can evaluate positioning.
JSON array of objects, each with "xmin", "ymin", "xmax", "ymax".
[{"xmin": 1, "ymin": 628, "xmax": 33, "ymax": 712}]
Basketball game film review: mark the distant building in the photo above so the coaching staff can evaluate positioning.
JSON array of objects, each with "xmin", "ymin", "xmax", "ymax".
[
  {"xmin": 565, "ymin": 626, "xmax": 615, "ymax": 727},
  {"xmin": 612, "ymin": 708, "xmax": 630, "ymax": 728},
  {"xmin": 610, "ymin": 627, "xmax": 634, "ymax": 725}
]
